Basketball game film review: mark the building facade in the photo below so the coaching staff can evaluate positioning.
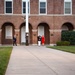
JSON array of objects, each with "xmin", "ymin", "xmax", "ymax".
[{"xmin": 0, "ymin": 0, "xmax": 75, "ymax": 45}]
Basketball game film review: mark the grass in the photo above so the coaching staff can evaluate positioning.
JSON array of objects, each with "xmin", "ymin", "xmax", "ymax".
[
  {"xmin": 0, "ymin": 47, "xmax": 12, "ymax": 75},
  {"xmin": 48, "ymin": 46, "xmax": 75, "ymax": 54}
]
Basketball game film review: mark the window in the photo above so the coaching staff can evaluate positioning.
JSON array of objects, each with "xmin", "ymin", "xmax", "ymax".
[
  {"xmin": 5, "ymin": 26, "xmax": 12, "ymax": 39},
  {"xmin": 22, "ymin": 0, "xmax": 30, "ymax": 14},
  {"xmin": 39, "ymin": 0, "xmax": 47, "ymax": 14},
  {"xmin": 64, "ymin": 0, "xmax": 72, "ymax": 15},
  {"xmin": 23, "ymin": 2, "xmax": 26, "ymax": 13},
  {"xmin": 5, "ymin": 0, "xmax": 13, "ymax": 14}
]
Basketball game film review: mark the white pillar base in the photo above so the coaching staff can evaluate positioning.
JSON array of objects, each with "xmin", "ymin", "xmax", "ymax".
[
  {"xmin": 32, "ymin": 44, "xmax": 37, "ymax": 45},
  {"xmin": 50, "ymin": 44, "xmax": 56, "ymax": 46},
  {"xmin": 0, "ymin": 44, "xmax": 2, "ymax": 46}
]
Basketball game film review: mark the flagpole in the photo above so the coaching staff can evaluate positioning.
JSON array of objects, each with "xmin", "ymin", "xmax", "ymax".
[{"xmin": 26, "ymin": 0, "xmax": 29, "ymax": 46}]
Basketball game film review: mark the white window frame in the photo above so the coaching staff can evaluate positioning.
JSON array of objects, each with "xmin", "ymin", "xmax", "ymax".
[
  {"xmin": 64, "ymin": 0, "xmax": 72, "ymax": 15},
  {"xmin": 4, "ymin": 0, "xmax": 13, "ymax": 14},
  {"xmin": 39, "ymin": 0, "xmax": 47, "ymax": 15},
  {"xmin": 22, "ymin": 0, "xmax": 30, "ymax": 15}
]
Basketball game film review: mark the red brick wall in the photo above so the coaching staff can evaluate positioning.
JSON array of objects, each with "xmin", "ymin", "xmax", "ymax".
[
  {"xmin": 47, "ymin": 0, "xmax": 54, "ymax": 14},
  {"xmin": 30, "ymin": 0, "xmax": 39, "ymax": 14},
  {"xmin": 53, "ymin": 0, "xmax": 64, "ymax": 14},
  {"xmin": 72, "ymin": 0, "xmax": 75, "ymax": 14},
  {"xmin": 0, "ymin": 0, "xmax": 75, "ymax": 14},
  {"xmin": 0, "ymin": 0, "xmax": 4, "ymax": 14},
  {"xmin": 0, "ymin": 15, "xmax": 75, "ymax": 45},
  {"xmin": 32, "ymin": 30, "xmax": 38, "ymax": 44},
  {"xmin": 13, "ymin": 0, "xmax": 22, "ymax": 14},
  {"xmin": 0, "ymin": 0, "xmax": 75, "ymax": 45}
]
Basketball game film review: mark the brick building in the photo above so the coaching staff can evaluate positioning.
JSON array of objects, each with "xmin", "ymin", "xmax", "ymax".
[{"xmin": 0, "ymin": 0, "xmax": 75, "ymax": 45}]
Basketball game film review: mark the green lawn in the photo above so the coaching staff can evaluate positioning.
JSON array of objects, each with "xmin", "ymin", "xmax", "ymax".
[
  {"xmin": 48, "ymin": 46, "xmax": 75, "ymax": 54},
  {"xmin": 0, "ymin": 47, "xmax": 12, "ymax": 75}
]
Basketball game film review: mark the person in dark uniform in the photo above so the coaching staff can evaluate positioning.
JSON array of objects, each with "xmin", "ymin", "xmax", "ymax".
[
  {"xmin": 37, "ymin": 35, "xmax": 41, "ymax": 46},
  {"xmin": 13, "ymin": 35, "xmax": 17, "ymax": 46}
]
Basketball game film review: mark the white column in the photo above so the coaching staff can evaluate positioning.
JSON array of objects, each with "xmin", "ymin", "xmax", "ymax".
[
  {"xmin": 26, "ymin": 0, "xmax": 29, "ymax": 33},
  {"xmin": 25, "ymin": 0, "xmax": 29, "ymax": 45}
]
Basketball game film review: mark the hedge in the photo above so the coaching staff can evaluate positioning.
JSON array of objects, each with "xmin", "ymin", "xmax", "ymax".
[
  {"xmin": 61, "ymin": 31, "xmax": 75, "ymax": 45},
  {"xmin": 56, "ymin": 41, "xmax": 70, "ymax": 46}
]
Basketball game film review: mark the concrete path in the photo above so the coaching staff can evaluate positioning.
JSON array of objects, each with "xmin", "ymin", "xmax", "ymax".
[{"xmin": 5, "ymin": 46, "xmax": 75, "ymax": 75}]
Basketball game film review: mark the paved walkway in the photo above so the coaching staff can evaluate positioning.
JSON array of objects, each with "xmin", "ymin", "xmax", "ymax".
[{"xmin": 5, "ymin": 46, "xmax": 75, "ymax": 75}]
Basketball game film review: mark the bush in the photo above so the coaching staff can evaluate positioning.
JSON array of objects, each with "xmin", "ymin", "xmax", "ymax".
[
  {"xmin": 61, "ymin": 31, "xmax": 75, "ymax": 45},
  {"xmin": 56, "ymin": 41, "xmax": 63, "ymax": 46},
  {"xmin": 56, "ymin": 41, "xmax": 70, "ymax": 46},
  {"xmin": 63, "ymin": 41, "xmax": 70, "ymax": 46}
]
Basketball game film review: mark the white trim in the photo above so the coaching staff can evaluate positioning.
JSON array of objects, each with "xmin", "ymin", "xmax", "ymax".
[
  {"xmin": 50, "ymin": 44, "xmax": 56, "ymax": 46},
  {"xmin": 64, "ymin": 0, "xmax": 72, "ymax": 15},
  {"xmin": 49, "ymin": 30, "xmax": 61, "ymax": 32},
  {"xmin": 16, "ymin": 44, "xmax": 20, "ymax": 46},
  {"xmin": 39, "ymin": 0, "xmax": 46, "ymax": 2},
  {"xmin": 39, "ymin": 0, "xmax": 47, "ymax": 15},
  {"xmin": 32, "ymin": 44, "xmax": 37, "ymax": 45},
  {"xmin": 54, "ymin": 30, "xmax": 61, "ymax": 32},
  {"xmin": 5, "ymin": 0, "xmax": 12, "ymax": 1},
  {"xmin": 46, "ymin": 0, "xmax": 47, "ymax": 15},
  {"xmin": 1, "ymin": 13, "xmax": 75, "ymax": 16},
  {"xmin": 22, "ymin": 0, "xmax": 23, "ymax": 14},
  {"xmin": 28, "ymin": 1, "xmax": 30, "ymax": 15},
  {"xmin": 49, "ymin": 30, "xmax": 53, "ymax": 32},
  {"xmin": 22, "ymin": 0, "xmax": 29, "ymax": 1},
  {"xmin": 32, "ymin": 29, "xmax": 37, "ymax": 32},
  {"xmin": 65, "ymin": 0, "xmax": 71, "ymax": 2},
  {"xmin": 4, "ymin": 0, "xmax": 13, "ymax": 14},
  {"xmin": 15, "ymin": 29, "xmax": 20, "ymax": 32},
  {"xmin": 22, "ymin": 0, "xmax": 30, "ymax": 15},
  {"xmin": 71, "ymin": 0, "xmax": 72, "ymax": 15}
]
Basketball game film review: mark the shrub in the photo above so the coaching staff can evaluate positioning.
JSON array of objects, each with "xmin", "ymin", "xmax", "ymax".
[
  {"xmin": 56, "ymin": 41, "xmax": 63, "ymax": 46},
  {"xmin": 62, "ymin": 41, "xmax": 70, "ymax": 46},
  {"xmin": 56, "ymin": 41, "xmax": 70, "ymax": 46},
  {"xmin": 61, "ymin": 31, "xmax": 75, "ymax": 45}
]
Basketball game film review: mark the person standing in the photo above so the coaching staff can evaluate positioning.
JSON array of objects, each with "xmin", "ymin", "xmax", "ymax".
[
  {"xmin": 41, "ymin": 35, "xmax": 45, "ymax": 45},
  {"xmin": 13, "ymin": 35, "xmax": 17, "ymax": 46},
  {"xmin": 37, "ymin": 35, "xmax": 41, "ymax": 46}
]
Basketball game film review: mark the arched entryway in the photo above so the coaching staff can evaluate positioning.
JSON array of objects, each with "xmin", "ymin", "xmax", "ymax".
[
  {"xmin": 1, "ymin": 22, "xmax": 14, "ymax": 45},
  {"xmin": 61, "ymin": 22, "xmax": 74, "ymax": 45},
  {"xmin": 38, "ymin": 23, "xmax": 50, "ymax": 44},
  {"xmin": 20, "ymin": 23, "xmax": 32, "ymax": 44},
  {"xmin": 61, "ymin": 22, "xmax": 74, "ymax": 31}
]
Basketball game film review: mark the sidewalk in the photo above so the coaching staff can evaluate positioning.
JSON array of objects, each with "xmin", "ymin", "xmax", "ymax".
[{"xmin": 5, "ymin": 46, "xmax": 75, "ymax": 75}]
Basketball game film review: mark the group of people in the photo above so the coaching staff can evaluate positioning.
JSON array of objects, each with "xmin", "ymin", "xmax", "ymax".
[
  {"xmin": 37, "ymin": 35, "xmax": 45, "ymax": 46},
  {"xmin": 13, "ymin": 34, "xmax": 45, "ymax": 46}
]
